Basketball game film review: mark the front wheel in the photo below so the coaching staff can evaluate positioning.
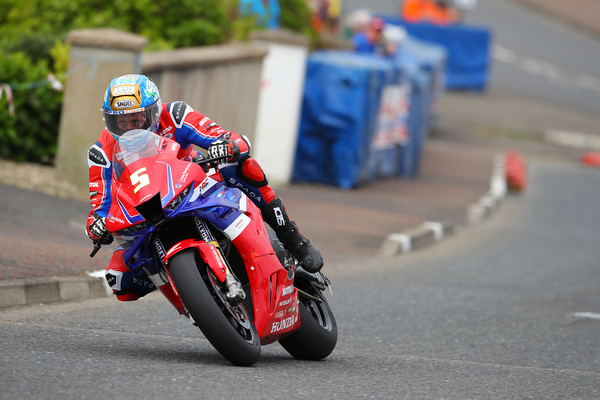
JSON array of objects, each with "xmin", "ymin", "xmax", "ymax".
[
  {"xmin": 169, "ymin": 249, "xmax": 261, "ymax": 366},
  {"xmin": 279, "ymin": 292, "xmax": 337, "ymax": 360}
]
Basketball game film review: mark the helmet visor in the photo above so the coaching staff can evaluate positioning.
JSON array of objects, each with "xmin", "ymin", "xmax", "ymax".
[{"xmin": 102, "ymin": 102, "xmax": 160, "ymax": 138}]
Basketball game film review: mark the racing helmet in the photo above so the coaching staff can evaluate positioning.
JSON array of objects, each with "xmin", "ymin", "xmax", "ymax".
[{"xmin": 101, "ymin": 74, "xmax": 162, "ymax": 139}]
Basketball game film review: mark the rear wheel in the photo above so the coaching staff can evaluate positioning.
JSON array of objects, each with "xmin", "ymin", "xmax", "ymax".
[
  {"xmin": 279, "ymin": 289, "xmax": 337, "ymax": 360},
  {"xmin": 169, "ymin": 249, "xmax": 260, "ymax": 366}
]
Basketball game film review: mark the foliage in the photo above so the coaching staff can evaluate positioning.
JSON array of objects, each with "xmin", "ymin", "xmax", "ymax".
[
  {"xmin": 0, "ymin": 0, "xmax": 235, "ymax": 51},
  {"xmin": 0, "ymin": 52, "xmax": 63, "ymax": 163},
  {"xmin": 0, "ymin": 0, "xmax": 319, "ymax": 163},
  {"xmin": 0, "ymin": 0, "xmax": 239, "ymax": 163},
  {"xmin": 279, "ymin": 0, "xmax": 319, "ymax": 47}
]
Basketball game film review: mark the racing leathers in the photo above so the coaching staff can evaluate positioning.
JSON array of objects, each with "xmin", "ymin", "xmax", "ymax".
[{"xmin": 86, "ymin": 101, "xmax": 323, "ymax": 301}]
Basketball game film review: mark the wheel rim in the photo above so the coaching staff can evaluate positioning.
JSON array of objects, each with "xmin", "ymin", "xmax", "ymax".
[
  {"xmin": 207, "ymin": 270, "xmax": 257, "ymax": 343},
  {"xmin": 304, "ymin": 298, "xmax": 334, "ymax": 332}
]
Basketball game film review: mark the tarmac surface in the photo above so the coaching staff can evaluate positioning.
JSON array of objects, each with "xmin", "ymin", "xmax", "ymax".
[{"xmin": 1, "ymin": 0, "xmax": 599, "ymax": 308}]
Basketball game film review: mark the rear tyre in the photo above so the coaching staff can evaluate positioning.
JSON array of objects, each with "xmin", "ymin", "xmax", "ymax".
[
  {"xmin": 169, "ymin": 249, "xmax": 260, "ymax": 366},
  {"xmin": 279, "ymin": 293, "xmax": 337, "ymax": 360}
]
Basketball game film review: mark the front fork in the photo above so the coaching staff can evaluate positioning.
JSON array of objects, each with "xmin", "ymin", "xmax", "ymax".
[{"xmin": 193, "ymin": 217, "xmax": 246, "ymax": 302}]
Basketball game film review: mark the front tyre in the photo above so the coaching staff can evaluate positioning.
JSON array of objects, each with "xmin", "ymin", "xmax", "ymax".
[
  {"xmin": 279, "ymin": 293, "xmax": 337, "ymax": 360},
  {"xmin": 169, "ymin": 249, "xmax": 260, "ymax": 366}
]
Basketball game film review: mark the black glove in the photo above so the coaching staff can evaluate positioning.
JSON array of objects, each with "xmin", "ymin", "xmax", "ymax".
[
  {"xmin": 89, "ymin": 212, "xmax": 114, "ymax": 245},
  {"xmin": 207, "ymin": 136, "xmax": 240, "ymax": 164}
]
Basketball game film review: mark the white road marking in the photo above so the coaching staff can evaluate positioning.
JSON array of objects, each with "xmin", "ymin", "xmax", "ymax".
[
  {"xmin": 571, "ymin": 312, "xmax": 600, "ymax": 320},
  {"xmin": 492, "ymin": 44, "xmax": 600, "ymax": 93}
]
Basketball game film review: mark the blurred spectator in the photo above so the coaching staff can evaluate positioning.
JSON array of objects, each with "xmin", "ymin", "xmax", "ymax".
[
  {"xmin": 352, "ymin": 17, "xmax": 397, "ymax": 57},
  {"xmin": 325, "ymin": 0, "xmax": 342, "ymax": 35},
  {"xmin": 453, "ymin": 0, "xmax": 478, "ymax": 23},
  {"xmin": 401, "ymin": 0, "xmax": 459, "ymax": 25},
  {"xmin": 344, "ymin": 9, "xmax": 372, "ymax": 38},
  {"xmin": 308, "ymin": 0, "xmax": 330, "ymax": 33},
  {"xmin": 239, "ymin": 0, "xmax": 281, "ymax": 29}
]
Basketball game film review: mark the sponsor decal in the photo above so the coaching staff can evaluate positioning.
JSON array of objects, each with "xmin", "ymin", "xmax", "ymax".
[
  {"xmin": 115, "ymin": 99, "xmax": 135, "ymax": 108},
  {"xmin": 199, "ymin": 116, "xmax": 209, "ymax": 127},
  {"xmin": 105, "ymin": 273, "xmax": 118, "ymax": 288},
  {"xmin": 279, "ymin": 298, "xmax": 293, "ymax": 307},
  {"xmin": 194, "ymin": 217, "xmax": 212, "ymax": 242},
  {"xmin": 108, "ymin": 215, "xmax": 126, "ymax": 225},
  {"xmin": 89, "ymin": 182, "xmax": 99, "ymax": 188},
  {"xmin": 171, "ymin": 143, "xmax": 177, "ymax": 151},
  {"xmin": 201, "ymin": 177, "xmax": 210, "ymax": 191},
  {"xmin": 166, "ymin": 243, "xmax": 182, "ymax": 258},
  {"xmin": 171, "ymin": 101, "xmax": 187, "ymax": 127},
  {"xmin": 282, "ymin": 284, "xmax": 294, "ymax": 296},
  {"xmin": 178, "ymin": 163, "xmax": 191, "ymax": 184},
  {"xmin": 106, "ymin": 108, "xmax": 146, "ymax": 115},
  {"xmin": 270, "ymin": 315, "xmax": 296, "ymax": 333},
  {"xmin": 223, "ymin": 214, "xmax": 251, "ymax": 241},
  {"xmin": 152, "ymin": 239, "xmax": 166, "ymax": 261},
  {"xmin": 175, "ymin": 183, "xmax": 182, "ymax": 189},
  {"xmin": 273, "ymin": 207, "xmax": 285, "ymax": 226},
  {"xmin": 113, "ymin": 85, "xmax": 135, "ymax": 96},
  {"xmin": 160, "ymin": 126, "xmax": 173, "ymax": 136},
  {"xmin": 228, "ymin": 179, "xmax": 262, "ymax": 202},
  {"xmin": 115, "ymin": 78, "xmax": 137, "ymax": 85},
  {"xmin": 88, "ymin": 146, "xmax": 109, "ymax": 168},
  {"xmin": 144, "ymin": 81, "xmax": 159, "ymax": 100},
  {"xmin": 133, "ymin": 276, "xmax": 155, "ymax": 289},
  {"xmin": 210, "ymin": 246, "xmax": 225, "ymax": 271},
  {"xmin": 90, "ymin": 191, "xmax": 99, "ymax": 198},
  {"xmin": 206, "ymin": 122, "xmax": 217, "ymax": 130},
  {"xmin": 275, "ymin": 311, "xmax": 284, "ymax": 319}
]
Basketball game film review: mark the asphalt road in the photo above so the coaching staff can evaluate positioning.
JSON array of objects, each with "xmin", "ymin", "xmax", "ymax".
[
  {"xmin": 2, "ymin": 159, "xmax": 599, "ymax": 399},
  {"xmin": 343, "ymin": 0, "xmax": 600, "ymax": 117},
  {"xmin": 467, "ymin": 0, "xmax": 600, "ymax": 116}
]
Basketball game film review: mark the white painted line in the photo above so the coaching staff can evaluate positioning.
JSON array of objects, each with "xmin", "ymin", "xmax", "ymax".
[
  {"xmin": 387, "ymin": 233, "xmax": 411, "ymax": 253},
  {"xmin": 492, "ymin": 44, "xmax": 600, "ymax": 94},
  {"xmin": 571, "ymin": 312, "xmax": 600, "ymax": 320},
  {"xmin": 575, "ymin": 74, "xmax": 600, "ymax": 92},
  {"xmin": 492, "ymin": 45, "xmax": 516, "ymax": 64},
  {"xmin": 423, "ymin": 222, "xmax": 443, "ymax": 241},
  {"xmin": 545, "ymin": 130, "xmax": 600, "ymax": 150}
]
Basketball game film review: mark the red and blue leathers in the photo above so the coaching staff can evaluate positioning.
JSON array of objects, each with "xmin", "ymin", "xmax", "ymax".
[{"xmin": 86, "ymin": 101, "xmax": 277, "ymax": 300}]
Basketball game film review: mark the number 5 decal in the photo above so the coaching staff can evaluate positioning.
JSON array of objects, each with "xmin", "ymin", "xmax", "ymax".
[{"xmin": 131, "ymin": 167, "xmax": 150, "ymax": 193}]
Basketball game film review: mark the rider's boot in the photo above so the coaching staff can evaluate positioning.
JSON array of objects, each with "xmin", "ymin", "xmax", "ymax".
[{"xmin": 260, "ymin": 197, "xmax": 324, "ymax": 273}]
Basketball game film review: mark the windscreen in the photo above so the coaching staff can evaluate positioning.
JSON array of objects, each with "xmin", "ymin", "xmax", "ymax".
[{"xmin": 112, "ymin": 129, "xmax": 162, "ymax": 180}]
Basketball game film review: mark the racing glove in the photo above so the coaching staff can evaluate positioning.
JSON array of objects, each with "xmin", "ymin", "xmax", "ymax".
[
  {"xmin": 207, "ymin": 135, "xmax": 241, "ymax": 164},
  {"xmin": 88, "ymin": 212, "xmax": 114, "ymax": 245}
]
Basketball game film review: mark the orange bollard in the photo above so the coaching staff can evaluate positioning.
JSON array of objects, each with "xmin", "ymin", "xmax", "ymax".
[
  {"xmin": 505, "ymin": 151, "xmax": 527, "ymax": 192},
  {"xmin": 580, "ymin": 152, "xmax": 600, "ymax": 168}
]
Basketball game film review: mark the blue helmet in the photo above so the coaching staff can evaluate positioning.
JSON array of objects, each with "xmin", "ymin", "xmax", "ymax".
[{"xmin": 101, "ymin": 74, "xmax": 162, "ymax": 139}]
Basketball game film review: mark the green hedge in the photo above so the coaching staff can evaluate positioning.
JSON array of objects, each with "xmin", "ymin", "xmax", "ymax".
[
  {"xmin": 0, "ymin": 52, "xmax": 63, "ymax": 163},
  {"xmin": 0, "ymin": 0, "xmax": 315, "ymax": 163}
]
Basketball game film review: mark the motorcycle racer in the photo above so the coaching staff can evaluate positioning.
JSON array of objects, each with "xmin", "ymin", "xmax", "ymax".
[{"xmin": 86, "ymin": 74, "xmax": 323, "ymax": 301}]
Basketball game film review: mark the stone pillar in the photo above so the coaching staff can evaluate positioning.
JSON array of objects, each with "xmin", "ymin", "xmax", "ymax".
[
  {"xmin": 250, "ymin": 29, "xmax": 309, "ymax": 187},
  {"xmin": 55, "ymin": 28, "xmax": 148, "ymax": 193}
]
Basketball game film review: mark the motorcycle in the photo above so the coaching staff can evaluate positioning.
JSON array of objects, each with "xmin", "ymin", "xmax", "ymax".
[{"xmin": 90, "ymin": 130, "xmax": 337, "ymax": 366}]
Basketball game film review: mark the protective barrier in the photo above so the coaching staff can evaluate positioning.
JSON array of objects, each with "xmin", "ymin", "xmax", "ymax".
[
  {"xmin": 293, "ymin": 44, "xmax": 445, "ymax": 188},
  {"xmin": 379, "ymin": 16, "xmax": 492, "ymax": 91}
]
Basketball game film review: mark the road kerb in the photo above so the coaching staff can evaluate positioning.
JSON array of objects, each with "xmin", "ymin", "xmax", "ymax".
[
  {"xmin": 0, "ymin": 276, "xmax": 109, "ymax": 310},
  {"xmin": 381, "ymin": 153, "xmax": 506, "ymax": 257},
  {"xmin": 380, "ymin": 221, "xmax": 455, "ymax": 257}
]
